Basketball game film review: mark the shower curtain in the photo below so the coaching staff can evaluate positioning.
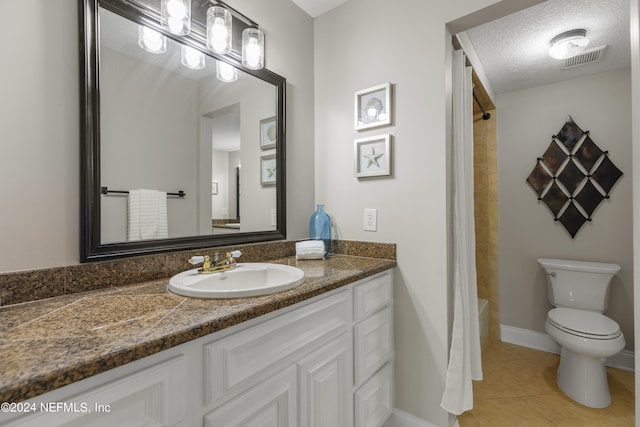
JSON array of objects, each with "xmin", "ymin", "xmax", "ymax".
[{"xmin": 440, "ymin": 49, "xmax": 483, "ymax": 416}]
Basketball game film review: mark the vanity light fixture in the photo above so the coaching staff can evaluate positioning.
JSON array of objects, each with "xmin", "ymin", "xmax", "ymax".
[
  {"xmin": 138, "ymin": 0, "xmax": 265, "ymax": 70},
  {"xmin": 548, "ymin": 29, "xmax": 589, "ymax": 60},
  {"xmin": 138, "ymin": 25, "xmax": 167, "ymax": 54},
  {"xmin": 216, "ymin": 60, "xmax": 238, "ymax": 82},
  {"xmin": 181, "ymin": 45, "xmax": 205, "ymax": 69},
  {"xmin": 207, "ymin": 5, "xmax": 232, "ymax": 54},
  {"xmin": 161, "ymin": 0, "xmax": 191, "ymax": 35},
  {"xmin": 242, "ymin": 27, "xmax": 264, "ymax": 70}
]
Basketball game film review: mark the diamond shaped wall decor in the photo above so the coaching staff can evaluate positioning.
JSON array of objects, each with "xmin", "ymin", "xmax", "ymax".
[{"xmin": 526, "ymin": 116, "xmax": 623, "ymax": 238}]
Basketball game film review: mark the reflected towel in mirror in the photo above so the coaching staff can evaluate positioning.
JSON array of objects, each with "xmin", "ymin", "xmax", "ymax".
[{"xmin": 127, "ymin": 189, "xmax": 168, "ymax": 241}]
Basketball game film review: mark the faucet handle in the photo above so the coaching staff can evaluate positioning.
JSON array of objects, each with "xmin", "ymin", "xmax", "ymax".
[
  {"xmin": 230, "ymin": 250, "xmax": 242, "ymax": 258},
  {"xmin": 189, "ymin": 256, "xmax": 205, "ymax": 265},
  {"xmin": 189, "ymin": 255, "xmax": 211, "ymax": 269}
]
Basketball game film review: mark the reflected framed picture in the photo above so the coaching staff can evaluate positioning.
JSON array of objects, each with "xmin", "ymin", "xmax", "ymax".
[
  {"xmin": 354, "ymin": 82, "xmax": 392, "ymax": 131},
  {"xmin": 354, "ymin": 134, "xmax": 391, "ymax": 178},
  {"xmin": 211, "ymin": 181, "xmax": 218, "ymax": 195},
  {"xmin": 260, "ymin": 116, "xmax": 277, "ymax": 150},
  {"xmin": 260, "ymin": 154, "xmax": 277, "ymax": 185}
]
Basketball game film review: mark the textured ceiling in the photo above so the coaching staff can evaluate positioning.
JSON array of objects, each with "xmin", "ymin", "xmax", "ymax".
[
  {"xmin": 293, "ymin": 0, "xmax": 630, "ymax": 94},
  {"xmin": 465, "ymin": 0, "xmax": 630, "ymax": 95},
  {"xmin": 289, "ymin": 0, "xmax": 348, "ymax": 17}
]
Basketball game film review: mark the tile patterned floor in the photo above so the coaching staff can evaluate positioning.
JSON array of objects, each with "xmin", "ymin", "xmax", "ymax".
[{"xmin": 458, "ymin": 341, "xmax": 635, "ymax": 426}]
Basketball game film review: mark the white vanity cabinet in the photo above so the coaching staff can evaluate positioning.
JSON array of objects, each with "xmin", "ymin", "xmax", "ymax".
[{"xmin": 1, "ymin": 271, "xmax": 394, "ymax": 427}]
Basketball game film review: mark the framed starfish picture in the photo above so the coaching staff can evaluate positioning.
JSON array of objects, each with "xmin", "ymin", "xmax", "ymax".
[
  {"xmin": 260, "ymin": 154, "xmax": 277, "ymax": 186},
  {"xmin": 354, "ymin": 134, "xmax": 391, "ymax": 178}
]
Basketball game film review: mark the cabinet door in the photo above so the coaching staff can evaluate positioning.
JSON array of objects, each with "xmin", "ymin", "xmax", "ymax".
[
  {"xmin": 354, "ymin": 272, "xmax": 392, "ymax": 322},
  {"xmin": 204, "ymin": 365, "xmax": 297, "ymax": 427},
  {"xmin": 204, "ymin": 290, "xmax": 350, "ymax": 404},
  {"xmin": 355, "ymin": 363, "xmax": 393, "ymax": 427},
  {"xmin": 354, "ymin": 307, "xmax": 392, "ymax": 387},
  {"xmin": 4, "ymin": 356, "xmax": 185, "ymax": 427},
  {"xmin": 298, "ymin": 333, "xmax": 352, "ymax": 427}
]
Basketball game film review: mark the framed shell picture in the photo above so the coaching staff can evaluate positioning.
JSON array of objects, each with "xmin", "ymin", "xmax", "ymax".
[
  {"xmin": 260, "ymin": 116, "xmax": 277, "ymax": 150},
  {"xmin": 354, "ymin": 82, "xmax": 392, "ymax": 130}
]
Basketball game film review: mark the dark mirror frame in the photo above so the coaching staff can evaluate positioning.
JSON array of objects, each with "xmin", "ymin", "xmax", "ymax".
[{"xmin": 79, "ymin": 0, "xmax": 286, "ymax": 262}]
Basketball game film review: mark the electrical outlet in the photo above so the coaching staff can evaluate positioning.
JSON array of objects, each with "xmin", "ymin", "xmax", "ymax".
[{"xmin": 364, "ymin": 208, "xmax": 377, "ymax": 231}]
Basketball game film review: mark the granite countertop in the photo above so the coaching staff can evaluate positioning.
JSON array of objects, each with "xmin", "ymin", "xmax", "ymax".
[{"xmin": 0, "ymin": 255, "xmax": 395, "ymax": 403}]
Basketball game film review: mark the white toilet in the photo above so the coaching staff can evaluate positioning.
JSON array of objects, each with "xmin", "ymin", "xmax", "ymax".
[{"xmin": 537, "ymin": 258, "xmax": 625, "ymax": 409}]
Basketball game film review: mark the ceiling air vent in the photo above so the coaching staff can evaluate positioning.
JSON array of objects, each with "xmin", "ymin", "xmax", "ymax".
[{"xmin": 564, "ymin": 45, "xmax": 607, "ymax": 69}]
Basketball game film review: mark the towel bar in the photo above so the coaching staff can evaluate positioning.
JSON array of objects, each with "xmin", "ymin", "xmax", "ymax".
[{"xmin": 100, "ymin": 186, "xmax": 186, "ymax": 198}]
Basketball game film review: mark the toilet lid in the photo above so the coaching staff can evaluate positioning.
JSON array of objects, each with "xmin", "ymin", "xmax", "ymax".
[{"xmin": 548, "ymin": 308, "xmax": 621, "ymax": 338}]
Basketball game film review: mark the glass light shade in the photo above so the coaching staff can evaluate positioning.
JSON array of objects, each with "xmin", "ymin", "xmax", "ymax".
[
  {"xmin": 548, "ymin": 29, "xmax": 589, "ymax": 59},
  {"xmin": 161, "ymin": 0, "xmax": 191, "ymax": 35},
  {"xmin": 181, "ymin": 45, "xmax": 205, "ymax": 69},
  {"xmin": 216, "ymin": 61, "xmax": 237, "ymax": 82},
  {"xmin": 207, "ymin": 6, "xmax": 232, "ymax": 54},
  {"xmin": 138, "ymin": 25, "xmax": 167, "ymax": 54},
  {"xmin": 242, "ymin": 27, "xmax": 264, "ymax": 70}
]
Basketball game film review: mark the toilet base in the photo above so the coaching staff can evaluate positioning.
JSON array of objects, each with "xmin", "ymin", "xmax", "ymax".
[{"xmin": 557, "ymin": 346, "xmax": 611, "ymax": 408}]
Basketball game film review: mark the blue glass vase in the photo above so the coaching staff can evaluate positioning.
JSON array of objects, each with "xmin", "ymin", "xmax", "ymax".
[{"xmin": 309, "ymin": 204, "xmax": 331, "ymax": 257}]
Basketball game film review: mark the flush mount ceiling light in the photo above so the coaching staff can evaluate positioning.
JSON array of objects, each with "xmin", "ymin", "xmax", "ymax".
[{"xmin": 548, "ymin": 29, "xmax": 589, "ymax": 60}]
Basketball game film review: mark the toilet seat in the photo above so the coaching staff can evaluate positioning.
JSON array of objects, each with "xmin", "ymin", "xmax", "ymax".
[{"xmin": 547, "ymin": 308, "xmax": 621, "ymax": 340}]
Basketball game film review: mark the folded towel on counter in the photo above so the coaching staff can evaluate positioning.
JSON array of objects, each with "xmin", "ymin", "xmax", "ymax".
[
  {"xmin": 128, "ymin": 189, "xmax": 168, "ymax": 241},
  {"xmin": 296, "ymin": 240, "xmax": 325, "ymax": 260}
]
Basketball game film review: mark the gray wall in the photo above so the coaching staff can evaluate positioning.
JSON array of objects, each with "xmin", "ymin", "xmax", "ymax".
[
  {"xmin": 497, "ymin": 69, "xmax": 634, "ymax": 350},
  {"xmin": 313, "ymin": 0, "xmax": 518, "ymax": 424}
]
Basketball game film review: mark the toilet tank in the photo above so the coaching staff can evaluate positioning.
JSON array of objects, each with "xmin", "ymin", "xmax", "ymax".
[{"xmin": 537, "ymin": 258, "xmax": 620, "ymax": 312}]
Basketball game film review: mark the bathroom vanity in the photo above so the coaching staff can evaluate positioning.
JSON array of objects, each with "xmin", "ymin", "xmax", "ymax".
[{"xmin": 0, "ymin": 256, "xmax": 394, "ymax": 427}]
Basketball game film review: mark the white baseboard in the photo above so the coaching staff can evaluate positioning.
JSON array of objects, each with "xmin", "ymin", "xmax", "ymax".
[
  {"xmin": 606, "ymin": 349, "xmax": 635, "ymax": 371},
  {"xmin": 500, "ymin": 324, "xmax": 560, "ymax": 354},
  {"xmin": 383, "ymin": 408, "xmax": 438, "ymax": 427},
  {"xmin": 500, "ymin": 324, "xmax": 635, "ymax": 372}
]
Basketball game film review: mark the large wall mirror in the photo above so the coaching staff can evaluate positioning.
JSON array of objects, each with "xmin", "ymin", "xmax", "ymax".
[{"xmin": 80, "ymin": 0, "xmax": 286, "ymax": 262}]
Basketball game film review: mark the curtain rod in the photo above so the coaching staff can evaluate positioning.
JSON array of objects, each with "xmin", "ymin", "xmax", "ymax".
[{"xmin": 473, "ymin": 90, "xmax": 491, "ymax": 121}]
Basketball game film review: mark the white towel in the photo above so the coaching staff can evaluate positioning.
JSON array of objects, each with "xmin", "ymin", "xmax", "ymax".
[
  {"xmin": 296, "ymin": 240, "xmax": 325, "ymax": 260},
  {"xmin": 127, "ymin": 189, "xmax": 168, "ymax": 241}
]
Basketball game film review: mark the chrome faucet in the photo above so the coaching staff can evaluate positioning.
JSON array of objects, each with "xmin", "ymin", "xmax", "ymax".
[{"xmin": 189, "ymin": 250, "xmax": 242, "ymax": 274}]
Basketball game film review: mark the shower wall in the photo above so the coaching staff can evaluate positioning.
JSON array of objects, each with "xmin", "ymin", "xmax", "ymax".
[{"xmin": 474, "ymin": 110, "xmax": 499, "ymax": 340}]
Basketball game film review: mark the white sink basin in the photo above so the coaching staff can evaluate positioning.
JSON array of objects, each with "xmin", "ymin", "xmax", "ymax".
[{"xmin": 167, "ymin": 263, "xmax": 305, "ymax": 299}]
